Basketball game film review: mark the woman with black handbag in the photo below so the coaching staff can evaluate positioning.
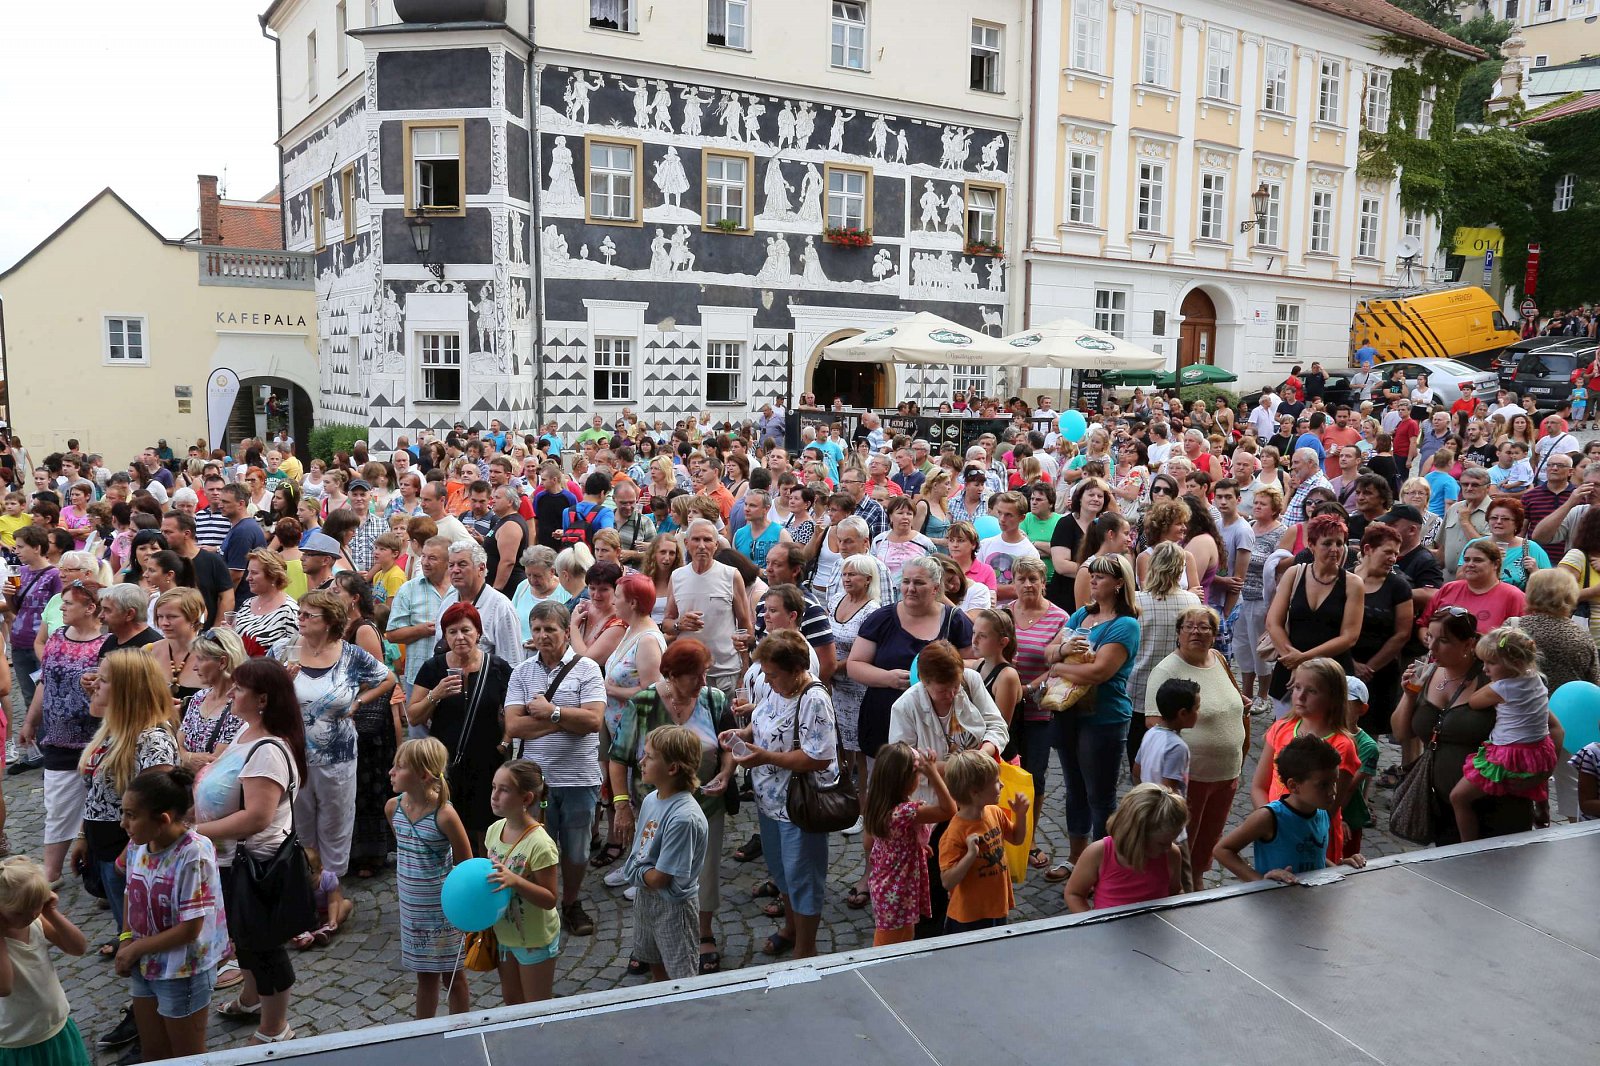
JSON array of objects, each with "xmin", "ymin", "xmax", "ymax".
[
  {"xmin": 719, "ymin": 630, "xmax": 840, "ymax": 961},
  {"xmin": 194, "ymin": 658, "xmax": 309, "ymax": 1045}
]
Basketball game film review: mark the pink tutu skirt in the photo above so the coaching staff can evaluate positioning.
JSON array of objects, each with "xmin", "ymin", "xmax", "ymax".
[{"xmin": 1462, "ymin": 736, "xmax": 1558, "ymax": 799}]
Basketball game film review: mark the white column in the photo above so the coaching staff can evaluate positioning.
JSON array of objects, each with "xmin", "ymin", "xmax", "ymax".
[
  {"xmin": 1031, "ymin": 0, "xmax": 1064, "ymax": 252},
  {"xmin": 1103, "ymin": 0, "xmax": 1139, "ymax": 257},
  {"xmin": 1230, "ymin": 32, "xmax": 1261, "ymax": 269},
  {"xmin": 1170, "ymin": 18, "xmax": 1205, "ymax": 263}
]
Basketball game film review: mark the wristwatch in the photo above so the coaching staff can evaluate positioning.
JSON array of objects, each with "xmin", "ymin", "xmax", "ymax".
[{"xmin": 549, "ymin": 706, "xmax": 563, "ymax": 725}]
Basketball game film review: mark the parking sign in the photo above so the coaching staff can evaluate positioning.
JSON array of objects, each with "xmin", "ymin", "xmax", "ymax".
[{"xmin": 1483, "ymin": 248, "xmax": 1494, "ymax": 284}]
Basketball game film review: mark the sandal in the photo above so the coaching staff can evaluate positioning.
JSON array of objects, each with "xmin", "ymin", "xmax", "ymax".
[
  {"xmin": 1029, "ymin": 848, "xmax": 1051, "ymax": 870},
  {"xmin": 625, "ymin": 957, "xmax": 650, "ymax": 978},
  {"xmin": 589, "ymin": 842, "xmax": 624, "ymax": 869},
  {"xmin": 291, "ymin": 931, "xmax": 316, "ymax": 951},
  {"xmin": 1376, "ymin": 764, "xmax": 1407, "ymax": 789},
  {"xmin": 216, "ymin": 997, "xmax": 261, "ymax": 1019},
  {"xmin": 763, "ymin": 899, "xmax": 786, "ymax": 919},
  {"xmin": 698, "ymin": 936, "xmax": 721, "ymax": 975},
  {"xmin": 251, "ymin": 1026, "xmax": 296, "ymax": 1044},
  {"xmin": 760, "ymin": 932, "xmax": 795, "ymax": 957},
  {"xmin": 751, "ymin": 879, "xmax": 782, "ymax": 900},
  {"xmin": 845, "ymin": 886, "xmax": 870, "ymax": 909},
  {"xmin": 99, "ymin": 939, "xmax": 119, "ymax": 959},
  {"xmin": 733, "ymin": 833, "xmax": 763, "ymax": 863},
  {"xmin": 1044, "ymin": 863, "xmax": 1073, "ymax": 883},
  {"xmin": 311, "ymin": 925, "xmax": 335, "ymax": 947}
]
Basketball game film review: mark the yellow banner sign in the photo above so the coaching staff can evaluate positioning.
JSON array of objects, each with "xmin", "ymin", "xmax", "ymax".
[{"xmin": 1453, "ymin": 226, "xmax": 1503, "ymax": 257}]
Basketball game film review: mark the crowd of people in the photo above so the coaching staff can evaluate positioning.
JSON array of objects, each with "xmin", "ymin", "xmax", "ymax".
[{"xmin": 1, "ymin": 375, "xmax": 1598, "ymax": 1062}]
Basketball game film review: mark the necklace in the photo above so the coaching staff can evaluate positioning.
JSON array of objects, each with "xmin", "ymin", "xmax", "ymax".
[{"xmin": 1307, "ymin": 566, "xmax": 1339, "ymax": 586}]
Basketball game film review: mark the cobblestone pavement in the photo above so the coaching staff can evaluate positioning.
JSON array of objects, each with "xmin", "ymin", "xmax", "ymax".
[{"xmin": 1, "ymin": 697, "xmax": 1426, "ymax": 1061}]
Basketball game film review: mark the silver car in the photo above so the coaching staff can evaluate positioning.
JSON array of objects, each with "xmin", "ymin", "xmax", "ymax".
[{"xmin": 1376, "ymin": 358, "xmax": 1499, "ymax": 407}]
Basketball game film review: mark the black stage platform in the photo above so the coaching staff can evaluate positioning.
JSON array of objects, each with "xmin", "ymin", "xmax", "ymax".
[{"xmin": 197, "ymin": 824, "xmax": 1600, "ymax": 1065}]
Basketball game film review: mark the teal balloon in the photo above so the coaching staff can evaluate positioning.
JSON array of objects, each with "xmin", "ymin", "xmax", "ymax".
[
  {"xmin": 1551, "ymin": 681, "xmax": 1600, "ymax": 752},
  {"xmin": 441, "ymin": 858, "xmax": 510, "ymax": 932},
  {"xmin": 973, "ymin": 515, "xmax": 1002, "ymax": 540},
  {"xmin": 1059, "ymin": 410, "xmax": 1088, "ymax": 443},
  {"xmin": 909, "ymin": 657, "xmax": 920, "ymax": 686}
]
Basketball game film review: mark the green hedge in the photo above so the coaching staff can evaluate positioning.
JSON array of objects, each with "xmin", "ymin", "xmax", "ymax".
[
  {"xmin": 1177, "ymin": 384, "xmax": 1240, "ymax": 411},
  {"xmin": 307, "ymin": 422, "xmax": 368, "ymax": 463}
]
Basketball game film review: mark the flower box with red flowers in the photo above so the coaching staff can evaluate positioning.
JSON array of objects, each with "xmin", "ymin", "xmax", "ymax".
[
  {"xmin": 822, "ymin": 226, "xmax": 873, "ymax": 247},
  {"xmin": 964, "ymin": 239, "xmax": 1004, "ymax": 258}
]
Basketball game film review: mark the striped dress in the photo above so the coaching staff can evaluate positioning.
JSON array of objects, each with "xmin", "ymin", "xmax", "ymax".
[{"xmin": 393, "ymin": 801, "xmax": 464, "ymax": 973}]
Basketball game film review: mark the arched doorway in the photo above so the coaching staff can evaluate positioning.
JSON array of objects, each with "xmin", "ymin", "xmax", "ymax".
[
  {"xmin": 811, "ymin": 357, "xmax": 886, "ymax": 410},
  {"xmin": 225, "ymin": 379, "xmax": 315, "ymax": 454},
  {"xmin": 1178, "ymin": 289, "xmax": 1218, "ymax": 370}
]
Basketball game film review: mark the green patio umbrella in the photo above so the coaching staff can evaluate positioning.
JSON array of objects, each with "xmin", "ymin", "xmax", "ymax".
[
  {"xmin": 1099, "ymin": 369, "xmax": 1162, "ymax": 387},
  {"xmin": 1162, "ymin": 364, "xmax": 1238, "ymax": 388}
]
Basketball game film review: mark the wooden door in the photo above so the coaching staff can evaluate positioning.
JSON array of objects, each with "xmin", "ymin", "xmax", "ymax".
[{"xmin": 1179, "ymin": 289, "xmax": 1217, "ymax": 369}]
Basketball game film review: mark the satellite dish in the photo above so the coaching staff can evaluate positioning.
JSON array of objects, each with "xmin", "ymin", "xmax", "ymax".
[{"xmin": 1396, "ymin": 235, "xmax": 1424, "ymax": 261}]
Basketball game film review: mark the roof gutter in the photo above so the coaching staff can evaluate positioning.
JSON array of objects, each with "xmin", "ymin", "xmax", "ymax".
[{"xmin": 259, "ymin": 13, "xmax": 287, "ymax": 248}]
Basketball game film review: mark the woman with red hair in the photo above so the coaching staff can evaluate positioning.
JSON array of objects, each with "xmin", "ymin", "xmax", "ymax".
[
  {"xmin": 591, "ymin": 573, "xmax": 666, "ymax": 868},
  {"xmin": 1264, "ymin": 511, "xmax": 1365, "ymax": 717},
  {"xmin": 405, "ymin": 601, "xmax": 514, "ymax": 846}
]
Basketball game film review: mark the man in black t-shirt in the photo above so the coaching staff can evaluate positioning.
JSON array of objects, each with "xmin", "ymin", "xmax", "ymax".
[
  {"xmin": 1383, "ymin": 504, "xmax": 1443, "ymax": 661},
  {"xmin": 96, "ymin": 584, "xmax": 160, "ymax": 656},
  {"xmin": 161, "ymin": 511, "xmax": 234, "ymax": 626}
]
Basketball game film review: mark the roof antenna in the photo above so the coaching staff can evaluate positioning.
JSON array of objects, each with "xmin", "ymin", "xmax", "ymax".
[{"xmin": 219, "ymin": 165, "xmax": 229, "ymax": 199}]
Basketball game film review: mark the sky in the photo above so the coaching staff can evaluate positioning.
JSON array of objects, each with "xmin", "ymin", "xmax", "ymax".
[{"xmin": 0, "ymin": 0, "xmax": 282, "ymax": 272}]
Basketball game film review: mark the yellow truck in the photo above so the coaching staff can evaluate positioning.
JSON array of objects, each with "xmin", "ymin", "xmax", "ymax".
[{"xmin": 1349, "ymin": 285, "xmax": 1519, "ymax": 366}]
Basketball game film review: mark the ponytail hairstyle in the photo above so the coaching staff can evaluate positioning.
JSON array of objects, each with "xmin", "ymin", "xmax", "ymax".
[
  {"xmin": 125, "ymin": 766, "xmax": 197, "ymax": 819},
  {"xmin": 498, "ymin": 759, "xmax": 547, "ymax": 812},
  {"xmin": 395, "ymin": 737, "xmax": 452, "ymax": 803}
]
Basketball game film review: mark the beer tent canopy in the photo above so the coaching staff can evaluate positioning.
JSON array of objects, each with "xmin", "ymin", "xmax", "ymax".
[
  {"xmin": 991, "ymin": 318, "xmax": 1165, "ymax": 372},
  {"xmin": 820, "ymin": 312, "xmax": 1015, "ymax": 366}
]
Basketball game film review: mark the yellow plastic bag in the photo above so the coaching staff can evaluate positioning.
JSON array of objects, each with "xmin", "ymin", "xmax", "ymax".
[{"xmin": 997, "ymin": 758, "xmax": 1035, "ymax": 886}]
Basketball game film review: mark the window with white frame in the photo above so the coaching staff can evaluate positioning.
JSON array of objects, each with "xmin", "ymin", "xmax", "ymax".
[
  {"xmin": 105, "ymin": 316, "xmax": 147, "ymax": 365},
  {"xmin": 588, "ymin": 140, "xmax": 637, "ymax": 221},
  {"xmin": 1263, "ymin": 43, "xmax": 1290, "ymax": 112},
  {"xmin": 593, "ymin": 337, "xmax": 635, "ymax": 401},
  {"xmin": 1198, "ymin": 172, "xmax": 1227, "ymax": 240},
  {"xmin": 970, "ymin": 22, "xmax": 1002, "ymax": 92},
  {"xmin": 1140, "ymin": 11, "xmax": 1173, "ymax": 87},
  {"xmin": 831, "ymin": 1, "xmax": 867, "ymax": 70},
  {"xmin": 307, "ymin": 31, "xmax": 318, "ymax": 101},
  {"xmin": 1535, "ymin": 54, "xmax": 1549, "ymax": 67},
  {"xmin": 1136, "ymin": 162, "xmax": 1166, "ymax": 233},
  {"xmin": 966, "ymin": 185, "xmax": 1000, "ymax": 246},
  {"xmin": 1504, "ymin": 0, "xmax": 1518, "ymax": 16},
  {"xmin": 1309, "ymin": 191, "xmax": 1334, "ymax": 253},
  {"xmin": 591, "ymin": 0, "xmax": 636, "ymax": 31},
  {"xmin": 1094, "ymin": 289, "xmax": 1128, "ymax": 338},
  {"xmin": 1317, "ymin": 58, "xmax": 1342, "ymax": 123},
  {"xmin": 418, "ymin": 332, "xmax": 461, "ymax": 402},
  {"xmin": 1537, "ymin": 0, "xmax": 1552, "ymax": 11},
  {"xmin": 1204, "ymin": 28, "xmax": 1234, "ymax": 100},
  {"xmin": 408, "ymin": 124, "xmax": 463, "ymax": 213},
  {"xmin": 826, "ymin": 166, "xmax": 869, "ymax": 230},
  {"xmin": 704, "ymin": 153, "xmax": 749, "ymax": 229},
  {"xmin": 1274, "ymin": 303, "xmax": 1301, "ymax": 361},
  {"xmin": 705, "ymin": 341, "xmax": 744, "ymax": 404},
  {"xmin": 1070, "ymin": 0, "xmax": 1106, "ymax": 74},
  {"xmin": 335, "ymin": 2, "xmax": 347, "ymax": 73},
  {"xmin": 1555, "ymin": 173, "xmax": 1576, "ymax": 212},
  {"xmin": 1357, "ymin": 196, "xmax": 1381, "ymax": 258},
  {"xmin": 1260, "ymin": 181, "xmax": 1283, "ymax": 247},
  {"xmin": 1366, "ymin": 69, "xmax": 1391, "ymax": 133},
  {"xmin": 1068, "ymin": 150, "xmax": 1098, "ymax": 226},
  {"xmin": 708, "ymin": 0, "xmax": 749, "ymax": 48},
  {"xmin": 1417, "ymin": 94, "xmax": 1434, "ymax": 139},
  {"xmin": 1404, "ymin": 210, "xmax": 1425, "ymax": 241},
  {"xmin": 951, "ymin": 367, "xmax": 990, "ymax": 400}
]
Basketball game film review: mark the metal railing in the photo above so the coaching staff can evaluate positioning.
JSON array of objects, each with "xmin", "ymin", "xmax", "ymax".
[{"xmin": 196, "ymin": 247, "xmax": 314, "ymax": 288}]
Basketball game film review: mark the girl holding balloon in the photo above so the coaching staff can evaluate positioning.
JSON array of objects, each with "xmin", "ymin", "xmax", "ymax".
[
  {"xmin": 386, "ymin": 738, "xmax": 473, "ymax": 1019},
  {"xmin": 485, "ymin": 760, "xmax": 561, "ymax": 1005}
]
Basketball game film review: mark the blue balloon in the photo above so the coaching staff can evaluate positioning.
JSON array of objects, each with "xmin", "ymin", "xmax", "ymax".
[
  {"xmin": 1059, "ymin": 410, "xmax": 1088, "ymax": 443},
  {"xmin": 973, "ymin": 515, "xmax": 1002, "ymax": 540},
  {"xmin": 1551, "ymin": 681, "xmax": 1600, "ymax": 753},
  {"xmin": 441, "ymin": 857, "xmax": 510, "ymax": 932}
]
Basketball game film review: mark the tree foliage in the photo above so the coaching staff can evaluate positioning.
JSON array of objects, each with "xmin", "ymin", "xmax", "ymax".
[{"xmin": 1499, "ymin": 108, "xmax": 1600, "ymax": 309}]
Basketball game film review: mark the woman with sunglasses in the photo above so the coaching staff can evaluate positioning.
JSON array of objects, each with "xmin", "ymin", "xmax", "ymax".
[{"xmin": 1424, "ymin": 539, "xmax": 1525, "ymax": 633}]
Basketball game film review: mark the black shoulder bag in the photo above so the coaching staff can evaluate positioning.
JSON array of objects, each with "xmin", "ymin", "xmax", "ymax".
[
  {"xmin": 784, "ymin": 682, "xmax": 859, "ymax": 833},
  {"xmin": 226, "ymin": 739, "xmax": 317, "ymax": 950}
]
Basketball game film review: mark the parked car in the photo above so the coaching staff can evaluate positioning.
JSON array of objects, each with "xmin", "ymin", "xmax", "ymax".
[
  {"xmin": 1366, "ymin": 358, "xmax": 1498, "ymax": 408},
  {"xmin": 1495, "ymin": 336, "xmax": 1571, "ymax": 390},
  {"xmin": 1506, "ymin": 338, "xmax": 1600, "ymax": 415}
]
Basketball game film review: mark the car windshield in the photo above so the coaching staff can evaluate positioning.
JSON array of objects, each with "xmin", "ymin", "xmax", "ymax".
[{"xmin": 1432, "ymin": 360, "xmax": 1485, "ymax": 376}]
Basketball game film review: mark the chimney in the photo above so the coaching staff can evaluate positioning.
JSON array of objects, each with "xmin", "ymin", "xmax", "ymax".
[{"xmin": 198, "ymin": 174, "xmax": 220, "ymax": 246}]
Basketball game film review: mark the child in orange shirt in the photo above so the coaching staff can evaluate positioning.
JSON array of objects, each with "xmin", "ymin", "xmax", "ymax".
[
  {"xmin": 937, "ymin": 751, "xmax": 1028, "ymax": 934},
  {"xmin": 1251, "ymin": 658, "xmax": 1361, "ymax": 864}
]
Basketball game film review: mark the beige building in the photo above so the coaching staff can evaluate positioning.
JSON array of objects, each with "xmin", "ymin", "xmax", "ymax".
[
  {"xmin": 1491, "ymin": 0, "xmax": 1600, "ymax": 70},
  {"xmin": 0, "ymin": 184, "xmax": 317, "ymax": 463}
]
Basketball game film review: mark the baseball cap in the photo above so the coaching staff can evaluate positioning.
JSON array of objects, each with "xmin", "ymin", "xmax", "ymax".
[
  {"xmin": 302, "ymin": 532, "xmax": 343, "ymax": 556},
  {"xmin": 1379, "ymin": 504, "xmax": 1423, "ymax": 525},
  {"xmin": 1346, "ymin": 676, "xmax": 1369, "ymax": 705},
  {"xmin": 347, "ymin": 479, "xmax": 372, "ymax": 492}
]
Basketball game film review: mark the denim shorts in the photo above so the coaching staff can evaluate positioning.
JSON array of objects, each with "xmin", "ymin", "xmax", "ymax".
[
  {"xmin": 543, "ymin": 785, "xmax": 600, "ymax": 864},
  {"xmin": 129, "ymin": 968, "xmax": 216, "ymax": 1019},
  {"xmin": 500, "ymin": 933, "xmax": 562, "ymax": 966},
  {"xmin": 757, "ymin": 813, "xmax": 829, "ymax": 917}
]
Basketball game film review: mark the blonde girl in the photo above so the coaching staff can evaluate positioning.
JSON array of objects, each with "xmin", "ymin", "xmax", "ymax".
[
  {"xmin": 485, "ymin": 760, "xmax": 561, "ymax": 1005},
  {"xmin": 387, "ymin": 738, "xmax": 474, "ymax": 1018},
  {"xmin": 1451, "ymin": 627, "xmax": 1556, "ymax": 841},
  {"xmin": 0, "ymin": 857, "xmax": 91, "ymax": 1065},
  {"xmin": 1063, "ymin": 783, "xmax": 1188, "ymax": 912},
  {"xmin": 1251, "ymin": 657, "xmax": 1361, "ymax": 864}
]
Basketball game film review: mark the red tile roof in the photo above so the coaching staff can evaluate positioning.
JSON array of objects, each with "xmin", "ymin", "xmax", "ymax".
[
  {"xmin": 1519, "ymin": 91, "xmax": 1600, "ymax": 126},
  {"xmin": 216, "ymin": 200, "xmax": 283, "ymax": 250},
  {"xmin": 1285, "ymin": 0, "xmax": 1485, "ymax": 59}
]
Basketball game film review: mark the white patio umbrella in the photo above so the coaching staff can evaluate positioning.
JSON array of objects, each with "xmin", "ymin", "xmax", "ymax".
[
  {"xmin": 821, "ymin": 311, "xmax": 1017, "ymax": 365},
  {"xmin": 992, "ymin": 318, "xmax": 1166, "ymax": 372}
]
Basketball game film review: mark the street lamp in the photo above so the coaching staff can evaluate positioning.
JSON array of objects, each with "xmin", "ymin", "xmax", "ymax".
[
  {"xmin": 408, "ymin": 214, "xmax": 444, "ymax": 281},
  {"xmin": 1239, "ymin": 183, "xmax": 1270, "ymax": 235}
]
